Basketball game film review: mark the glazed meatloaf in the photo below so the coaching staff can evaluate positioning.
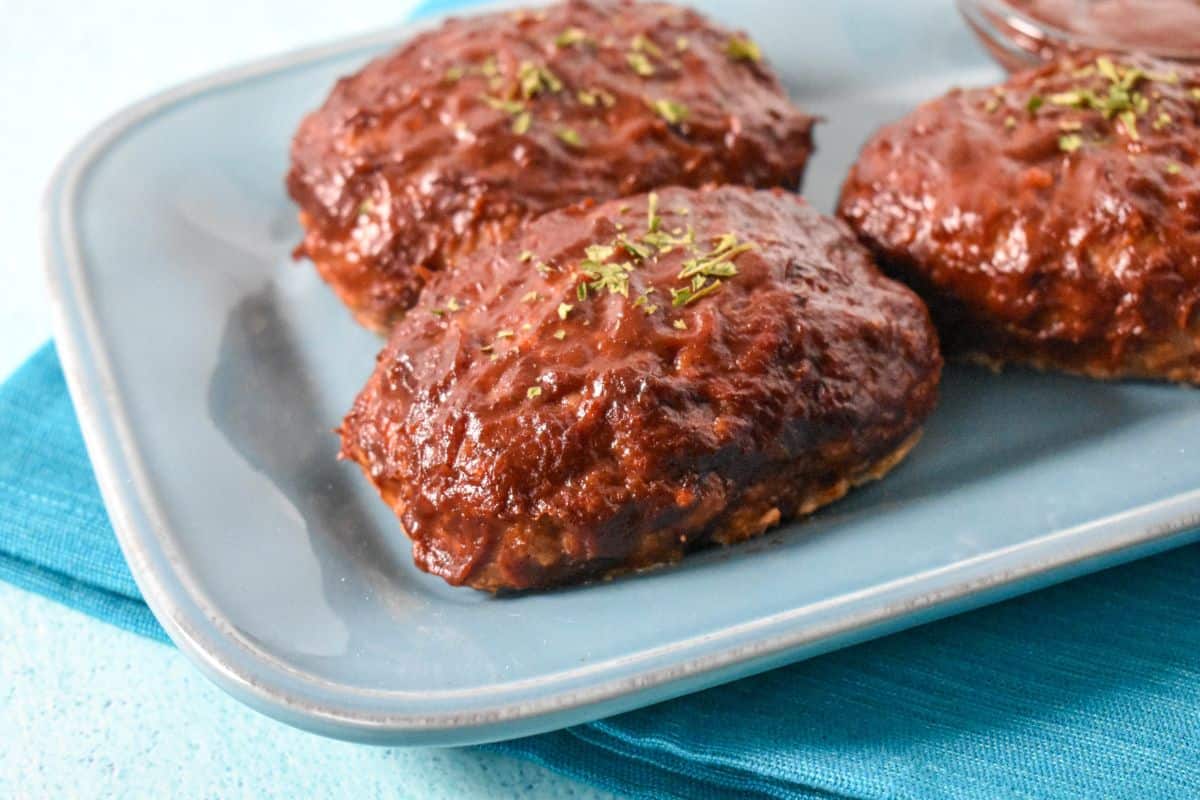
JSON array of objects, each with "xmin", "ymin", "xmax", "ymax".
[
  {"xmin": 287, "ymin": 0, "xmax": 815, "ymax": 331},
  {"xmin": 340, "ymin": 187, "xmax": 942, "ymax": 591},
  {"xmin": 839, "ymin": 53, "xmax": 1200, "ymax": 383}
]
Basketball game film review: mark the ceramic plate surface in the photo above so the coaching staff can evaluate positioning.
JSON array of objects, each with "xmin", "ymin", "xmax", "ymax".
[{"xmin": 43, "ymin": 0, "xmax": 1200, "ymax": 745}]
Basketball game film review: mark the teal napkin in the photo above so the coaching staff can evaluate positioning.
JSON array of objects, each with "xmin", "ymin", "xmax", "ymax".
[{"xmin": 5, "ymin": 3, "xmax": 1200, "ymax": 796}]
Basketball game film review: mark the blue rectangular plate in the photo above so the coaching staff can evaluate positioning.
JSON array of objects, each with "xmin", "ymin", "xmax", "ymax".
[{"xmin": 43, "ymin": 0, "xmax": 1200, "ymax": 745}]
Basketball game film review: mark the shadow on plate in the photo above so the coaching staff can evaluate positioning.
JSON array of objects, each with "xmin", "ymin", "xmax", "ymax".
[{"xmin": 207, "ymin": 281, "xmax": 413, "ymax": 595}]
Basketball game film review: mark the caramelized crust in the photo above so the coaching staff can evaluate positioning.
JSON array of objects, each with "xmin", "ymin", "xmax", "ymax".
[
  {"xmin": 287, "ymin": 0, "xmax": 815, "ymax": 331},
  {"xmin": 340, "ymin": 187, "xmax": 941, "ymax": 591},
  {"xmin": 839, "ymin": 53, "xmax": 1200, "ymax": 383}
]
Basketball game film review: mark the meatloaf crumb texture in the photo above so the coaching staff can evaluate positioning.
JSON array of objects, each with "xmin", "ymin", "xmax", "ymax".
[
  {"xmin": 340, "ymin": 187, "xmax": 942, "ymax": 591},
  {"xmin": 839, "ymin": 53, "xmax": 1200, "ymax": 383},
  {"xmin": 287, "ymin": 0, "xmax": 815, "ymax": 331}
]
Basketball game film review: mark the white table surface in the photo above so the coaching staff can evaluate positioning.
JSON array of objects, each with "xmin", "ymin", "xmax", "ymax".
[{"xmin": 0, "ymin": 2, "xmax": 613, "ymax": 796}]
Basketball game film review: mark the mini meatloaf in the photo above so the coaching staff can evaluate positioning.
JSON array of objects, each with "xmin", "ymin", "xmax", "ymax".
[
  {"xmin": 340, "ymin": 187, "xmax": 941, "ymax": 591},
  {"xmin": 839, "ymin": 53, "xmax": 1200, "ymax": 383},
  {"xmin": 287, "ymin": 0, "xmax": 815, "ymax": 331}
]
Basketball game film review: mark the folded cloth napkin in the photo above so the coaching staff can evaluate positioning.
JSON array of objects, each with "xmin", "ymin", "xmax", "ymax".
[{"xmin": 5, "ymin": 2, "xmax": 1200, "ymax": 796}]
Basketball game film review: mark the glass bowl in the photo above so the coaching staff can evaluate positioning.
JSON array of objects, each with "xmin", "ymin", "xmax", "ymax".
[{"xmin": 957, "ymin": 0, "xmax": 1200, "ymax": 71}]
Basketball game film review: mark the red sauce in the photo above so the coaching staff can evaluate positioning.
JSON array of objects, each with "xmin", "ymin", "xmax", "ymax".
[
  {"xmin": 341, "ymin": 187, "xmax": 941, "ymax": 591},
  {"xmin": 1014, "ymin": 0, "xmax": 1200, "ymax": 58},
  {"xmin": 839, "ymin": 52, "xmax": 1200, "ymax": 382},
  {"xmin": 961, "ymin": 0, "xmax": 1200, "ymax": 70},
  {"xmin": 287, "ymin": 0, "xmax": 814, "ymax": 332}
]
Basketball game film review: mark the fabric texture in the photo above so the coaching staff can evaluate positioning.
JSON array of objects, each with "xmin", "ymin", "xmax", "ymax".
[
  {"xmin": 5, "ymin": 2, "xmax": 1199, "ymax": 796},
  {"xmin": 0, "ymin": 343, "xmax": 166, "ymax": 642}
]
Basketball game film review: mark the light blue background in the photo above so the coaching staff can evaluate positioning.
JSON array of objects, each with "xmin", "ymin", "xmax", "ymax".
[{"xmin": 0, "ymin": 1, "xmax": 610, "ymax": 796}]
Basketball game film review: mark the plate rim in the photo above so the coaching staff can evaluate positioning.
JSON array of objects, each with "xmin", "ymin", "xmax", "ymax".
[{"xmin": 40, "ymin": 1, "xmax": 1200, "ymax": 745}]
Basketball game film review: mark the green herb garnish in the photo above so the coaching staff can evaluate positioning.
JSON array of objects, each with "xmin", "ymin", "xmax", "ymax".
[
  {"xmin": 616, "ymin": 234, "xmax": 653, "ymax": 261},
  {"xmin": 678, "ymin": 234, "xmax": 754, "ymax": 280},
  {"xmin": 626, "ymin": 51, "xmax": 655, "ymax": 77},
  {"xmin": 580, "ymin": 260, "xmax": 634, "ymax": 297},
  {"xmin": 642, "ymin": 225, "xmax": 695, "ymax": 253},
  {"xmin": 1058, "ymin": 133, "xmax": 1084, "ymax": 153},
  {"xmin": 585, "ymin": 244, "xmax": 615, "ymax": 262},
  {"xmin": 632, "ymin": 288, "xmax": 659, "ymax": 315},
  {"xmin": 1096, "ymin": 55, "xmax": 1121, "ymax": 83},
  {"xmin": 1043, "ymin": 56, "xmax": 1175, "ymax": 142},
  {"xmin": 555, "ymin": 27, "xmax": 591, "ymax": 48},
  {"xmin": 666, "ymin": 234, "xmax": 755, "ymax": 306},
  {"xmin": 556, "ymin": 127, "xmax": 583, "ymax": 147},
  {"xmin": 725, "ymin": 35, "xmax": 761, "ymax": 62},
  {"xmin": 670, "ymin": 278, "xmax": 722, "ymax": 307},
  {"xmin": 577, "ymin": 87, "xmax": 615, "ymax": 108},
  {"xmin": 518, "ymin": 61, "xmax": 563, "ymax": 99},
  {"xmin": 482, "ymin": 95, "xmax": 526, "ymax": 115},
  {"xmin": 651, "ymin": 98, "xmax": 689, "ymax": 124},
  {"xmin": 631, "ymin": 34, "xmax": 663, "ymax": 57},
  {"xmin": 526, "ymin": 386, "xmax": 543, "ymax": 400},
  {"xmin": 1118, "ymin": 109, "xmax": 1139, "ymax": 140}
]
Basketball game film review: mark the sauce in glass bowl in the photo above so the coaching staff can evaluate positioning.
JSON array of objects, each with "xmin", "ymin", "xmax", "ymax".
[{"xmin": 958, "ymin": 0, "xmax": 1200, "ymax": 70}]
